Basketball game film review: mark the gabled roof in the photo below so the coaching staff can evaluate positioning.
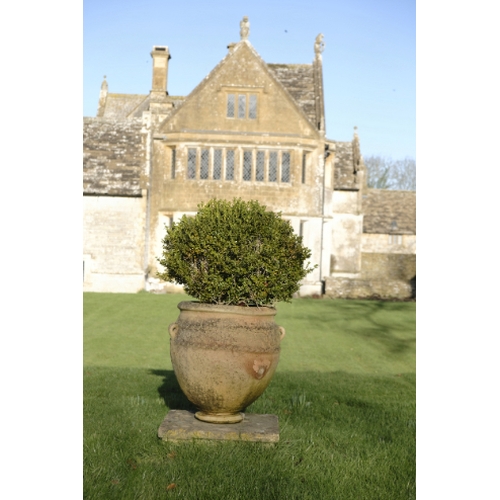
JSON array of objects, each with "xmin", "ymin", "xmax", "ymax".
[
  {"xmin": 83, "ymin": 117, "xmax": 145, "ymax": 196},
  {"xmin": 158, "ymin": 40, "xmax": 321, "ymax": 134},
  {"xmin": 99, "ymin": 94, "xmax": 148, "ymax": 120},
  {"xmin": 362, "ymin": 189, "xmax": 416, "ymax": 234},
  {"xmin": 267, "ymin": 64, "xmax": 317, "ymax": 127},
  {"xmin": 93, "ymin": 39, "xmax": 323, "ymax": 135},
  {"xmin": 99, "ymin": 93, "xmax": 186, "ymax": 120}
]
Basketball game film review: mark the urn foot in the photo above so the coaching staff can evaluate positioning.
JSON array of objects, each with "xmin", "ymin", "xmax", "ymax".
[{"xmin": 195, "ymin": 411, "xmax": 244, "ymax": 424}]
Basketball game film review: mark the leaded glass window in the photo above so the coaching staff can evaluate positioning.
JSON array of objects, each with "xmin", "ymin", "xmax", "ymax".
[
  {"xmin": 200, "ymin": 149, "xmax": 209, "ymax": 179},
  {"xmin": 226, "ymin": 150, "xmax": 234, "ymax": 180},
  {"xmin": 243, "ymin": 150, "xmax": 252, "ymax": 181},
  {"xmin": 256, "ymin": 150, "xmax": 265, "ymax": 181},
  {"xmin": 269, "ymin": 151, "xmax": 278, "ymax": 182},
  {"xmin": 187, "ymin": 148, "xmax": 197, "ymax": 179},
  {"xmin": 281, "ymin": 152, "xmax": 291, "ymax": 183},
  {"xmin": 171, "ymin": 148, "xmax": 176, "ymax": 179},
  {"xmin": 302, "ymin": 152, "xmax": 307, "ymax": 184},
  {"xmin": 249, "ymin": 94, "xmax": 257, "ymax": 119},
  {"xmin": 238, "ymin": 94, "xmax": 246, "ymax": 119},
  {"xmin": 213, "ymin": 149, "xmax": 222, "ymax": 180},
  {"xmin": 227, "ymin": 94, "xmax": 235, "ymax": 118}
]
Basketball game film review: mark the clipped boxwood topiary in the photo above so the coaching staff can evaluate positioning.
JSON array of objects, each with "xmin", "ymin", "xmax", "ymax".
[{"xmin": 157, "ymin": 198, "xmax": 316, "ymax": 306}]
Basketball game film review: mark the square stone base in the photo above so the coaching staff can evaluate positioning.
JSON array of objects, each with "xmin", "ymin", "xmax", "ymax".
[{"xmin": 158, "ymin": 410, "xmax": 279, "ymax": 443}]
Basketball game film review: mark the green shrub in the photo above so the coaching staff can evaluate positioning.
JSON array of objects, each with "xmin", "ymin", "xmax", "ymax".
[{"xmin": 157, "ymin": 198, "xmax": 316, "ymax": 306}]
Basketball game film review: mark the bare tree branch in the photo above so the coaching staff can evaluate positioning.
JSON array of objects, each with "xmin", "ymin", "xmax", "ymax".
[{"xmin": 364, "ymin": 156, "xmax": 415, "ymax": 190}]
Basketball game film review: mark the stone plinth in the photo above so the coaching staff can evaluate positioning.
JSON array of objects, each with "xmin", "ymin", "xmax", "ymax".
[{"xmin": 158, "ymin": 410, "xmax": 279, "ymax": 443}]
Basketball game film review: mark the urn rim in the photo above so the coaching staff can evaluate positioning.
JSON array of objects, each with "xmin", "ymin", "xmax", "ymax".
[{"xmin": 177, "ymin": 301, "xmax": 277, "ymax": 317}]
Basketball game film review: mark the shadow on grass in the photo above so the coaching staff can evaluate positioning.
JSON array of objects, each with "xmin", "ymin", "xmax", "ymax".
[
  {"xmin": 354, "ymin": 327, "xmax": 414, "ymax": 355},
  {"xmin": 280, "ymin": 299, "xmax": 415, "ymax": 356},
  {"xmin": 148, "ymin": 368, "xmax": 416, "ymax": 420},
  {"xmin": 352, "ymin": 301, "xmax": 415, "ymax": 354},
  {"xmin": 150, "ymin": 369, "xmax": 197, "ymax": 412}
]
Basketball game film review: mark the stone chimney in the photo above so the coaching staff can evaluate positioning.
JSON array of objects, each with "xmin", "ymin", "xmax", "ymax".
[{"xmin": 150, "ymin": 46, "xmax": 170, "ymax": 99}]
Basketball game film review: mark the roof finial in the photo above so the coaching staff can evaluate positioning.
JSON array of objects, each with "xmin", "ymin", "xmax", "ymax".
[
  {"xmin": 240, "ymin": 16, "xmax": 250, "ymax": 40},
  {"xmin": 97, "ymin": 76, "xmax": 108, "ymax": 117},
  {"xmin": 352, "ymin": 126, "xmax": 361, "ymax": 173},
  {"xmin": 314, "ymin": 34, "xmax": 325, "ymax": 59}
]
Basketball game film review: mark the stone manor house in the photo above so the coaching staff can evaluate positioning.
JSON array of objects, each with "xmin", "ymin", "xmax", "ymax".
[{"xmin": 83, "ymin": 18, "xmax": 416, "ymax": 299}]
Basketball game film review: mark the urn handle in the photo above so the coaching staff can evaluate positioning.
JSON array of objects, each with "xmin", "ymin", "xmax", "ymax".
[
  {"xmin": 278, "ymin": 326, "xmax": 286, "ymax": 341},
  {"xmin": 168, "ymin": 323, "xmax": 178, "ymax": 339}
]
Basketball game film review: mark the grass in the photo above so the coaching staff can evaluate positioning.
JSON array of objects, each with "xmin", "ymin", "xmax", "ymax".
[{"xmin": 84, "ymin": 293, "xmax": 415, "ymax": 499}]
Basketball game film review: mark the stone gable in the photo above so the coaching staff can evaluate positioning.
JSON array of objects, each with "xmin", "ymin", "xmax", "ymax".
[
  {"xmin": 159, "ymin": 41, "xmax": 319, "ymax": 138},
  {"xmin": 99, "ymin": 94, "xmax": 148, "ymax": 120}
]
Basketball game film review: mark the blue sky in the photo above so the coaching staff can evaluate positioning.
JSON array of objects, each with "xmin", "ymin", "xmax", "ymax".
[{"xmin": 84, "ymin": 0, "xmax": 415, "ymax": 159}]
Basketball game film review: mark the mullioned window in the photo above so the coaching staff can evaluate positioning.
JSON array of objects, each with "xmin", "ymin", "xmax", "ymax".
[
  {"xmin": 183, "ymin": 146, "xmax": 295, "ymax": 184},
  {"xmin": 226, "ymin": 93, "xmax": 257, "ymax": 120}
]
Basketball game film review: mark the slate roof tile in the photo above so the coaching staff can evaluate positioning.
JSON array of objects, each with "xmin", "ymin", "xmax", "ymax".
[
  {"xmin": 83, "ymin": 118, "xmax": 145, "ymax": 196},
  {"xmin": 267, "ymin": 63, "xmax": 317, "ymax": 127},
  {"xmin": 362, "ymin": 189, "xmax": 416, "ymax": 234}
]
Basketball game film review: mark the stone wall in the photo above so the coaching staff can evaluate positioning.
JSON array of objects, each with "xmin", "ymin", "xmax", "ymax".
[
  {"xmin": 83, "ymin": 194, "xmax": 147, "ymax": 293},
  {"xmin": 324, "ymin": 276, "xmax": 413, "ymax": 299},
  {"xmin": 330, "ymin": 214, "xmax": 363, "ymax": 274},
  {"xmin": 362, "ymin": 233, "xmax": 416, "ymax": 254},
  {"xmin": 324, "ymin": 252, "xmax": 416, "ymax": 299},
  {"xmin": 361, "ymin": 253, "xmax": 415, "ymax": 281}
]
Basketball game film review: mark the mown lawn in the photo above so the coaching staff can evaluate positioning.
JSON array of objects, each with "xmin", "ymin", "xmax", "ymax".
[{"xmin": 84, "ymin": 293, "xmax": 415, "ymax": 499}]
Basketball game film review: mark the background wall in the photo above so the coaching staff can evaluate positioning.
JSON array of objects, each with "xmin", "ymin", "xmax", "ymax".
[{"xmin": 83, "ymin": 195, "xmax": 147, "ymax": 292}]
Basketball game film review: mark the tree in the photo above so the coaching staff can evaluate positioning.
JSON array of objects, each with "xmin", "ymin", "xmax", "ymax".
[
  {"xmin": 364, "ymin": 155, "xmax": 392, "ymax": 189},
  {"xmin": 364, "ymin": 156, "xmax": 416, "ymax": 191},
  {"xmin": 391, "ymin": 157, "xmax": 416, "ymax": 191}
]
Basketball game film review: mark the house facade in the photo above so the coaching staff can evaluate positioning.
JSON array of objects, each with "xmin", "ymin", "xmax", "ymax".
[{"xmin": 83, "ymin": 18, "xmax": 415, "ymax": 298}]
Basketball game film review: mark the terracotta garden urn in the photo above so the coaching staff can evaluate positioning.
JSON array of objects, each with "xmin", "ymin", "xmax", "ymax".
[{"xmin": 168, "ymin": 301, "xmax": 285, "ymax": 423}]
